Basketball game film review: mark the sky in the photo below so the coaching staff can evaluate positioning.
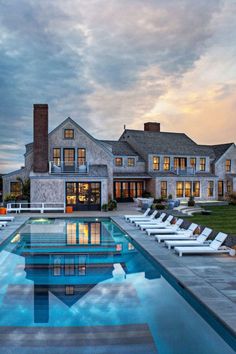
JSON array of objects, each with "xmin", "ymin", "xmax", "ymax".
[{"xmin": 0, "ymin": 0, "xmax": 236, "ymax": 173}]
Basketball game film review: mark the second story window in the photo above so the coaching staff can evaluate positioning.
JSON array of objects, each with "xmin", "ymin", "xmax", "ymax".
[
  {"xmin": 226, "ymin": 159, "xmax": 231, "ymax": 172},
  {"xmin": 153, "ymin": 156, "xmax": 160, "ymax": 170},
  {"xmin": 190, "ymin": 158, "xmax": 196, "ymax": 170},
  {"xmin": 64, "ymin": 129, "xmax": 74, "ymax": 139},
  {"xmin": 128, "ymin": 158, "xmax": 135, "ymax": 167},
  {"xmin": 10, "ymin": 182, "xmax": 21, "ymax": 197},
  {"xmin": 199, "ymin": 158, "xmax": 206, "ymax": 171},
  {"xmin": 78, "ymin": 148, "xmax": 86, "ymax": 165},
  {"xmin": 115, "ymin": 157, "xmax": 123, "ymax": 166},
  {"xmin": 53, "ymin": 148, "xmax": 61, "ymax": 166},
  {"xmin": 163, "ymin": 157, "xmax": 170, "ymax": 171}
]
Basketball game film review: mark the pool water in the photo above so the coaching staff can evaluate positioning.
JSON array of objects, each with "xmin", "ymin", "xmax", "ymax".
[{"xmin": 0, "ymin": 217, "xmax": 235, "ymax": 354}]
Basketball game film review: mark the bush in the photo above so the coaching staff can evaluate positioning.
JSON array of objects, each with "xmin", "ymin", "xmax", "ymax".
[
  {"xmin": 153, "ymin": 203, "xmax": 166, "ymax": 210},
  {"xmin": 154, "ymin": 198, "xmax": 167, "ymax": 203},
  {"xmin": 108, "ymin": 199, "xmax": 117, "ymax": 211},
  {"xmin": 102, "ymin": 204, "xmax": 108, "ymax": 212},
  {"xmin": 4, "ymin": 193, "xmax": 16, "ymax": 203},
  {"xmin": 228, "ymin": 192, "xmax": 236, "ymax": 205},
  {"xmin": 142, "ymin": 190, "xmax": 152, "ymax": 198},
  {"xmin": 168, "ymin": 194, "xmax": 173, "ymax": 200},
  {"xmin": 188, "ymin": 195, "xmax": 195, "ymax": 207}
]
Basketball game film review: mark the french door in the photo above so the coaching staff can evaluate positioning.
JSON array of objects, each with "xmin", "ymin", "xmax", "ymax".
[
  {"xmin": 66, "ymin": 182, "xmax": 101, "ymax": 211},
  {"xmin": 114, "ymin": 181, "xmax": 144, "ymax": 202}
]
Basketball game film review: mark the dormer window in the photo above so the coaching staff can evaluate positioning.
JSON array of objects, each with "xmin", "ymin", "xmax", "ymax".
[
  {"xmin": 163, "ymin": 157, "xmax": 170, "ymax": 171},
  {"xmin": 64, "ymin": 129, "xmax": 74, "ymax": 139},
  {"xmin": 115, "ymin": 157, "xmax": 123, "ymax": 166},
  {"xmin": 128, "ymin": 158, "xmax": 135, "ymax": 167},
  {"xmin": 153, "ymin": 156, "xmax": 160, "ymax": 170},
  {"xmin": 199, "ymin": 158, "xmax": 206, "ymax": 171}
]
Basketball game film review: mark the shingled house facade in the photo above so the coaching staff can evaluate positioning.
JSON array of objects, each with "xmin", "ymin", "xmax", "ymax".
[{"xmin": 2, "ymin": 104, "xmax": 236, "ymax": 210}]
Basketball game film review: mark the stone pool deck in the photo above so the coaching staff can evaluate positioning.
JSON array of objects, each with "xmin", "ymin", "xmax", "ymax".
[{"xmin": 111, "ymin": 216, "xmax": 236, "ymax": 340}]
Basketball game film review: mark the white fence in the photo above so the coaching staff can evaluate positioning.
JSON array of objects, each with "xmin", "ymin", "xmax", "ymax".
[{"xmin": 7, "ymin": 202, "xmax": 66, "ymax": 214}]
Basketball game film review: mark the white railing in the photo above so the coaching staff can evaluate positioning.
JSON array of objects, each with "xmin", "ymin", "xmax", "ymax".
[
  {"xmin": 49, "ymin": 161, "xmax": 89, "ymax": 174},
  {"xmin": 170, "ymin": 167, "xmax": 196, "ymax": 175},
  {"xmin": 7, "ymin": 202, "xmax": 66, "ymax": 214}
]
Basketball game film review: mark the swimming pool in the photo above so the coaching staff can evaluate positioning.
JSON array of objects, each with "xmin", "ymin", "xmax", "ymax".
[{"xmin": 0, "ymin": 217, "xmax": 235, "ymax": 354}]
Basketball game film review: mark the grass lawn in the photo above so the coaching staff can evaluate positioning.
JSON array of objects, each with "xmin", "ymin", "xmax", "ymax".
[{"xmin": 187, "ymin": 205, "xmax": 236, "ymax": 235}]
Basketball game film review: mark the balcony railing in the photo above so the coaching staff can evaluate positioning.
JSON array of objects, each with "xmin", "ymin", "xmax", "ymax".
[
  {"xmin": 49, "ymin": 161, "xmax": 89, "ymax": 174},
  {"xmin": 170, "ymin": 167, "xmax": 196, "ymax": 175}
]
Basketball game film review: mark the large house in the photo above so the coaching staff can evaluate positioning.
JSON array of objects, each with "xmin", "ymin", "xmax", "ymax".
[{"xmin": 2, "ymin": 104, "xmax": 236, "ymax": 210}]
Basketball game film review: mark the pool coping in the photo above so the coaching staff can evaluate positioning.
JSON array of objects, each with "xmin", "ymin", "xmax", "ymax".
[{"xmin": 111, "ymin": 216, "xmax": 236, "ymax": 342}]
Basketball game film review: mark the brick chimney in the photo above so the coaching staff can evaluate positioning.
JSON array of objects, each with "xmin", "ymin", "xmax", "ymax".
[
  {"xmin": 144, "ymin": 122, "xmax": 160, "ymax": 132},
  {"xmin": 33, "ymin": 104, "xmax": 49, "ymax": 173}
]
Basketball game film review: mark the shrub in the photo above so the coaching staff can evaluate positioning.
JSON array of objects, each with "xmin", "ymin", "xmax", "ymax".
[
  {"xmin": 188, "ymin": 195, "xmax": 195, "ymax": 207},
  {"xmin": 228, "ymin": 192, "xmax": 236, "ymax": 205},
  {"xmin": 108, "ymin": 199, "xmax": 117, "ymax": 211},
  {"xmin": 154, "ymin": 198, "xmax": 167, "ymax": 203},
  {"xmin": 102, "ymin": 204, "xmax": 108, "ymax": 212},
  {"xmin": 154, "ymin": 203, "xmax": 166, "ymax": 210},
  {"xmin": 142, "ymin": 190, "xmax": 152, "ymax": 198},
  {"xmin": 168, "ymin": 194, "xmax": 173, "ymax": 200},
  {"xmin": 4, "ymin": 193, "xmax": 16, "ymax": 203}
]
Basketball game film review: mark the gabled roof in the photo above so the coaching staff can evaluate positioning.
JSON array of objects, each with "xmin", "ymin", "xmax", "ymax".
[
  {"xmin": 211, "ymin": 143, "xmax": 234, "ymax": 161},
  {"xmin": 120, "ymin": 129, "xmax": 213, "ymax": 157},
  {"xmin": 100, "ymin": 140, "xmax": 142, "ymax": 157}
]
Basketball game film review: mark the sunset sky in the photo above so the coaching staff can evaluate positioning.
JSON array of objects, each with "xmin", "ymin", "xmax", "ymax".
[{"xmin": 0, "ymin": 0, "xmax": 236, "ymax": 173}]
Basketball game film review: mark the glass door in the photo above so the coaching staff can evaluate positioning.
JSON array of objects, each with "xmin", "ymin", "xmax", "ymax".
[
  {"xmin": 63, "ymin": 149, "xmax": 75, "ymax": 172},
  {"xmin": 66, "ymin": 182, "xmax": 101, "ymax": 210}
]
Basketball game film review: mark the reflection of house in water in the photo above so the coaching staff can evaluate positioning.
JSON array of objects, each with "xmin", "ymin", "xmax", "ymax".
[{"xmin": 9, "ymin": 220, "xmax": 160, "ymax": 323}]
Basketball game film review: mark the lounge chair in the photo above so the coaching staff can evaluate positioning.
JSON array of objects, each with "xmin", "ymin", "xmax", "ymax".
[
  {"xmin": 132, "ymin": 210, "xmax": 159, "ymax": 225},
  {"xmin": 174, "ymin": 232, "xmax": 232, "ymax": 257},
  {"xmin": 146, "ymin": 218, "xmax": 184, "ymax": 236},
  {"xmin": 133, "ymin": 211, "xmax": 163, "ymax": 227},
  {"xmin": 124, "ymin": 208, "xmax": 150, "ymax": 222},
  {"xmin": 155, "ymin": 223, "xmax": 198, "ymax": 243},
  {"xmin": 0, "ymin": 216, "xmax": 15, "ymax": 222},
  {"xmin": 140, "ymin": 215, "xmax": 174, "ymax": 231},
  {"xmin": 164, "ymin": 227, "xmax": 212, "ymax": 249}
]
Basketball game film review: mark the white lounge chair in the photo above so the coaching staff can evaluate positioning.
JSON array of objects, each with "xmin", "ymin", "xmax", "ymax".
[
  {"xmin": 132, "ymin": 210, "xmax": 159, "ymax": 226},
  {"xmin": 164, "ymin": 227, "xmax": 212, "ymax": 249},
  {"xmin": 124, "ymin": 208, "xmax": 150, "ymax": 222},
  {"xmin": 155, "ymin": 223, "xmax": 198, "ymax": 243},
  {"xmin": 174, "ymin": 232, "xmax": 232, "ymax": 257},
  {"xmin": 136, "ymin": 212, "xmax": 166, "ymax": 228},
  {"xmin": 0, "ymin": 216, "xmax": 15, "ymax": 222},
  {"xmin": 140, "ymin": 215, "xmax": 174, "ymax": 231},
  {"xmin": 146, "ymin": 218, "xmax": 184, "ymax": 236}
]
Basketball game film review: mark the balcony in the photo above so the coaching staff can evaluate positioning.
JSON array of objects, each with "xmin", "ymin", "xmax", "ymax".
[
  {"xmin": 49, "ymin": 161, "xmax": 89, "ymax": 174},
  {"xmin": 170, "ymin": 167, "xmax": 196, "ymax": 176}
]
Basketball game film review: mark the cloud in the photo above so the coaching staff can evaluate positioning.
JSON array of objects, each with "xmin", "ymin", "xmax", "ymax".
[{"xmin": 0, "ymin": 0, "xmax": 235, "ymax": 173}]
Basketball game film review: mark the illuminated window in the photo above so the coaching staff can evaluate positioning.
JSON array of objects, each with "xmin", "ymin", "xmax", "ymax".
[
  {"xmin": 53, "ymin": 148, "xmax": 61, "ymax": 166},
  {"xmin": 176, "ymin": 182, "xmax": 184, "ymax": 197},
  {"xmin": 153, "ymin": 156, "xmax": 160, "ymax": 170},
  {"xmin": 185, "ymin": 182, "xmax": 192, "ymax": 197},
  {"xmin": 65, "ymin": 286, "xmax": 74, "ymax": 295},
  {"xmin": 208, "ymin": 181, "xmax": 214, "ymax": 197},
  {"xmin": 193, "ymin": 181, "xmax": 200, "ymax": 197},
  {"xmin": 115, "ymin": 157, "xmax": 123, "ymax": 166},
  {"xmin": 226, "ymin": 180, "xmax": 232, "ymax": 193},
  {"xmin": 79, "ymin": 224, "xmax": 89, "ymax": 244},
  {"xmin": 218, "ymin": 181, "xmax": 224, "ymax": 197},
  {"xmin": 116, "ymin": 244, "xmax": 122, "ymax": 251},
  {"xmin": 78, "ymin": 265, "xmax": 86, "ymax": 275},
  {"xmin": 53, "ymin": 258, "xmax": 61, "ymax": 276},
  {"xmin": 65, "ymin": 257, "xmax": 75, "ymax": 276},
  {"xmin": 78, "ymin": 148, "xmax": 86, "ymax": 165},
  {"xmin": 226, "ymin": 160, "xmax": 231, "ymax": 172},
  {"xmin": 67, "ymin": 223, "xmax": 77, "ymax": 245},
  {"xmin": 200, "ymin": 158, "xmax": 206, "ymax": 171},
  {"xmin": 64, "ymin": 129, "xmax": 74, "ymax": 139},
  {"xmin": 90, "ymin": 222, "xmax": 101, "ymax": 244},
  {"xmin": 128, "ymin": 158, "xmax": 135, "ymax": 167},
  {"xmin": 10, "ymin": 182, "xmax": 22, "ymax": 197},
  {"xmin": 190, "ymin": 158, "xmax": 196, "ymax": 170},
  {"xmin": 161, "ymin": 181, "xmax": 167, "ymax": 198},
  {"xmin": 163, "ymin": 157, "xmax": 170, "ymax": 171}
]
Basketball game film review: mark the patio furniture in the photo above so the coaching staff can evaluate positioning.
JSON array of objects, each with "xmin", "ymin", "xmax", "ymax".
[
  {"xmin": 146, "ymin": 218, "xmax": 184, "ymax": 236},
  {"xmin": 0, "ymin": 216, "xmax": 15, "ymax": 222},
  {"xmin": 139, "ymin": 215, "xmax": 174, "ymax": 231},
  {"xmin": 133, "ymin": 210, "xmax": 160, "ymax": 227},
  {"xmin": 155, "ymin": 223, "xmax": 198, "ymax": 243},
  {"xmin": 174, "ymin": 232, "xmax": 234, "ymax": 257},
  {"xmin": 164, "ymin": 227, "xmax": 212, "ymax": 249},
  {"xmin": 124, "ymin": 208, "xmax": 150, "ymax": 222}
]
